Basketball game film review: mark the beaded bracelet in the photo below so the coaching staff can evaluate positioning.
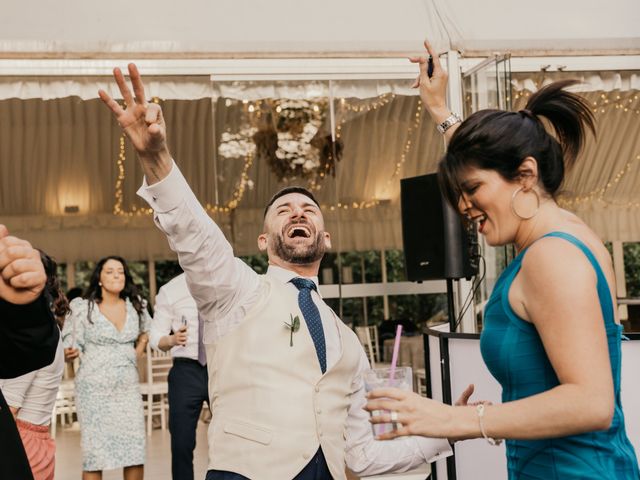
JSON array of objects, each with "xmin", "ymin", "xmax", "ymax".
[{"xmin": 476, "ymin": 403, "xmax": 503, "ymax": 446}]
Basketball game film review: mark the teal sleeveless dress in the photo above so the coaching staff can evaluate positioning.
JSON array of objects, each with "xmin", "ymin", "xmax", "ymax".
[{"xmin": 480, "ymin": 232, "xmax": 639, "ymax": 479}]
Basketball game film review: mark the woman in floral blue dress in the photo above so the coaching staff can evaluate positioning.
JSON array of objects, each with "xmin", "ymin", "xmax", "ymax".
[{"xmin": 62, "ymin": 256, "xmax": 150, "ymax": 480}]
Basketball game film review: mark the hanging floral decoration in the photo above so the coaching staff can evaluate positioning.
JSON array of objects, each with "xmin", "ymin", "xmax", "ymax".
[{"xmin": 218, "ymin": 98, "xmax": 342, "ymax": 186}]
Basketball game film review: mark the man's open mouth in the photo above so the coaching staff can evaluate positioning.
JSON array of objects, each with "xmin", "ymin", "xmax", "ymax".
[{"xmin": 286, "ymin": 225, "xmax": 312, "ymax": 238}]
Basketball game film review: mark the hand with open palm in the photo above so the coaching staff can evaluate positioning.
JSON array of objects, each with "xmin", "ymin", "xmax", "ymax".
[{"xmin": 99, "ymin": 63, "xmax": 172, "ymax": 183}]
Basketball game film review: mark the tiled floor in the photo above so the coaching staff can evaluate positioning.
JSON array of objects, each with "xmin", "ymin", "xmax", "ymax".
[
  {"xmin": 54, "ymin": 422, "xmax": 430, "ymax": 479},
  {"xmin": 54, "ymin": 422, "xmax": 210, "ymax": 480}
]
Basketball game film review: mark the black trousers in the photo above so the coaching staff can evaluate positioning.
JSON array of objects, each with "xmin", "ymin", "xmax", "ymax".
[
  {"xmin": 205, "ymin": 447, "xmax": 332, "ymax": 480},
  {"xmin": 0, "ymin": 390, "xmax": 34, "ymax": 480},
  {"xmin": 168, "ymin": 358, "xmax": 209, "ymax": 480}
]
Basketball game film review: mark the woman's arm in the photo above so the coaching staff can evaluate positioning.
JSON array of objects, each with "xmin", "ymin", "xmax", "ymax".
[
  {"xmin": 368, "ymin": 238, "xmax": 614, "ymax": 441},
  {"xmin": 61, "ymin": 298, "xmax": 86, "ymax": 362},
  {"xmin": 135, "ymin": 332, "xmax": 149, "ymax": 358},
  {"xmin": 411, "ymin": 41, "xmax": 460, "ymax": 146}
]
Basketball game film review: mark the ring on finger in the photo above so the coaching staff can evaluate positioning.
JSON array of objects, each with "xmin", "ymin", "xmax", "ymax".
[{"xmin": 390, "ymin": 410, "xmax": 399, "ymax": 430}]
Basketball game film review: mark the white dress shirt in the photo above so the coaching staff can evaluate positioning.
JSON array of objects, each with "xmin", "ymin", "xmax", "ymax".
[
  {"xmin": 0, "ymin": 337, "xmax": 64, "ymax": 425},
  {"xmin": 149, "ymin": 273, "xmax": 200, "ymax": 360},
  {"xmin": 137, "ymin": 161, "xmax": 452, "ymax": 476}
]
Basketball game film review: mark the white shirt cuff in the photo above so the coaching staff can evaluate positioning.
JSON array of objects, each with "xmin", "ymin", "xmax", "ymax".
[
  {"xmin": 417, "ymin": 436, "xmax": 453, "ymax": 463},
  {"xmin": 136, "ymin": 160, "xmax": 188, "ymax": 213}
]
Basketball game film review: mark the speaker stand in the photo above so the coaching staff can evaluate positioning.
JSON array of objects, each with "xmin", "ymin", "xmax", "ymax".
[{"xmin": 446, "ymin": 278, "xmax": 457, "ymax": 333}]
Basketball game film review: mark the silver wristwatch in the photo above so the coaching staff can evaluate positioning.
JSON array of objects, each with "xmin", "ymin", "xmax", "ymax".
[{"xmin": 436, "ymin": 113, "xmax": 462, "ymax": 134}]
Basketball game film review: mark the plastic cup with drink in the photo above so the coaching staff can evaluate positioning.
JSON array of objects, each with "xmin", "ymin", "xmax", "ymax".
[{"xmin": 363, "ymin": 325, "xmax": 412, "ymax": 437}]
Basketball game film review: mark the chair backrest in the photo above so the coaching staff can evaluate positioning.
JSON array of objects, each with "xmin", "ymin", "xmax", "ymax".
[
  {"xmin": 368, "ymin": 325, "xmax": 380, "ymax": 361},
  {"xmin": 355, "ymin": 325, "xmax": 378, "ymax": 367},
  {"xmin": 146, "ymin": 344, "xmax": 173, "ymax": 385}
]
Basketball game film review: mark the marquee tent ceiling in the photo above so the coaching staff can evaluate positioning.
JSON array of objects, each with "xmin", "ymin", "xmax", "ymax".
[{"xmin": 1, "ymin": 0, "xmax": 638, "ymax": 58}]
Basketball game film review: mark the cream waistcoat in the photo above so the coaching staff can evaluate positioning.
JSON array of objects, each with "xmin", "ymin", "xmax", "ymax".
[{"xmin": 206, "ymin": 275, "xmax": 362, "ymax": 480}]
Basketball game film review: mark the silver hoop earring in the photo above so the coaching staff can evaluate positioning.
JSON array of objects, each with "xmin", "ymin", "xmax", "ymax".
[{"xmin": 511, "ymin": 187, "xmax": 540, "ymax": 220}]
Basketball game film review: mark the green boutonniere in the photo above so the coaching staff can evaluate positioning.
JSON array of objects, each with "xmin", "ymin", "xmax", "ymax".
[{"xmin": 284, "ymin": 314, "xmax": 301, "ymax": 347}]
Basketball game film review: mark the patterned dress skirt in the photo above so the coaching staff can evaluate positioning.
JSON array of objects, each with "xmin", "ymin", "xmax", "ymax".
[{"xmin": 75, "ymin": 347, "xmax": 146, "ymax": 471}]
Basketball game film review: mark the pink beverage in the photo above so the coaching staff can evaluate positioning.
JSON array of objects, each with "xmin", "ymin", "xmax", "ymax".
[{"xmin": 363, "ymin": 366, "xmax": 413, "ymax": 437}]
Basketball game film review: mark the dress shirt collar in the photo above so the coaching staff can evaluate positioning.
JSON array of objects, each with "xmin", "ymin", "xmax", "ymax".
[{"xmin": 266, "ymin": 265, "xmax": 320, "ymax": 293}]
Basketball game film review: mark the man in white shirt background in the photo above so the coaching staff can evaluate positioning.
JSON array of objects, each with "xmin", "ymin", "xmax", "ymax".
[
  {"xmin": 150, "ymin": 273, "xmax": 209, "ymax": 480},
  {"xmin": 99, "ymin": 64, "xmax": 452, "ymax": 480}
]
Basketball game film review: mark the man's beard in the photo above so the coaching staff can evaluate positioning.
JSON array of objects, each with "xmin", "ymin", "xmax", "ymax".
[{"xmin": 272, "ymin": 231, "xmax": 326, "ymax": 265}]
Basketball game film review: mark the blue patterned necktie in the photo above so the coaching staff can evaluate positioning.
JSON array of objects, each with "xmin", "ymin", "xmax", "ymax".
[{"xmin": 290, "ymin": 277, "xmax": 327, "ymax": 373}]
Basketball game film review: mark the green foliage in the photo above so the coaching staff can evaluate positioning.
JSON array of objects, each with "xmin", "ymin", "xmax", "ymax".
[
  {"xmin": 128, "ymin": 261, "xmax": 149, "ymax": 300},
  {"xmin": 56, "ymin": 263, "xmax": 68, "ymax": 292},
  {"xmin": 74, "ymin": 261, "xmax": 95, "ymax": 293},
  {"xmin": 239, "ymin": 253, "xmax": 269, "ymax": 274},
  {"xmin": 316, "ymin": 249, "xmax": 446, "ymax": 327},
  {"xmin": 384, "ymin": 250, "xmax": 406, "ymax": 282},
  {"xmin": 155, "ymin": 260, "xmax": 183, "ymax": 290},
  {"xmin": 623, "ymin": 243, "xmax": 640, "ymax": 298}
]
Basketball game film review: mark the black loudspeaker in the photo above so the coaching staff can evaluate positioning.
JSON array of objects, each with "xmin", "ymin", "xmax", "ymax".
[{"xmin": 400, "ymin": 173, "xmax": 479, "ymax": 281}]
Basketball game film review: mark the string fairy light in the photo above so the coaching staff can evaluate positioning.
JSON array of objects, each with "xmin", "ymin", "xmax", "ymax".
[
  {"xmin": 114, "ymin": 89, "xmax": 638, "ymax": 216},
  {"xmin": 387, "ymin": 100, "xmax": 423, "ymax": 185},
  {"xmin": 552, "ymin": 90, "xmax": 640, "ymax": 209},
  {"xmin": 559, "ymin": 154, "xmax": 640, "ymax": 210},
  {"xmin": 113, "ymin": 97, "xmax": 256, "ymax": 216}
]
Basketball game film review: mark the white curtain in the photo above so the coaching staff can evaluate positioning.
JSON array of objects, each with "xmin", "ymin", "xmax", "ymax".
[
  {"xmin": 2, "ymin": 77, "xmax": 639, "ymax": 263},
  {"xmin": 0, "ymin": 77, "xmax": 419, "ymax": 101},
  {"xmin": 1, "ymin": 91, "xmax": 445, "ymax": 261}
]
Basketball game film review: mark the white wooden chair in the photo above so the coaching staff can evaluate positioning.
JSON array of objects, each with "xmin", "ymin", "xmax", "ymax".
[
  {"xmin": 140, "ymin": 344, "xmax": 172, "ymax": 436},
  {"xmin": 355, "ymin": 325, "xmax": 381, "ymax": 367},
  {"xmin": 414, "ymin": 368, "xmax": 427, "ymax": 396},
  {"xmin": 51, "ymin": 379, "xmax": 76, "ymax": 438}
]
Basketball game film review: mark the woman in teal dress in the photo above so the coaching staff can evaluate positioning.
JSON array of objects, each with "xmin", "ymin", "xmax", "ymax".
[
  {"xmin": 62, "ymin": 256, "xmax": 150, "ymax": 480},
  {"xmin": 366, "ymin": 41, "xmax": 639, "ymax": 479}
]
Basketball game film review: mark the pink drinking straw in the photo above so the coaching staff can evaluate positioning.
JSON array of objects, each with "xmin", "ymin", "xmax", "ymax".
[{"xmin": 388, "ymin": 325, "xmax": 403, "ymax": 386}]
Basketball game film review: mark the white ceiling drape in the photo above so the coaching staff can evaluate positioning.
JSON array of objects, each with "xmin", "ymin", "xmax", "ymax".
[
  {"xmin": 0, "ymin": 91, "xmax": 446, "ymax": 261},
  {"xmin": 3, "ymin": 80, "xmax": 638, "ymax": 264}
]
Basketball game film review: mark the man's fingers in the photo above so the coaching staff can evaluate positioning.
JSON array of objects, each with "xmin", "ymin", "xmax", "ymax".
[
  {"xmin": 2, "ymin": 256, "xmax": 43, "ymax": 284},
  {"xmin": 128, "ymin": 63, "xmax": 148, "ymax": 106},
  {"xmin": 0, "ymin": 240, "xmax": 34, "ymax": 271},
  {"xmin": 98, "ymin": 89, "xmax": 125, "ymax": 117},
  {"xmin": 145, "ymin": 103, "xmax": 162, "ymax": 125},
  {"xmin": 9, "ymin": 270, "xmax": 46, "ymax": 290},
  {"xmin": 0, "ymin": 224, "xmax": 8, "ymax": 239},
  {"xmin": 113, "ymin": 67, "xmax": 136, "ymax": 108},
  {"xmin": 410, "ymin": 75, "xmax": 420, "ymax": 89}
]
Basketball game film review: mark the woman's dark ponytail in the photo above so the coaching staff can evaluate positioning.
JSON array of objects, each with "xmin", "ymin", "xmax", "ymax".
[{"xmin": 525, "ymin": 79, "xmax": 596, "ymax": 171}]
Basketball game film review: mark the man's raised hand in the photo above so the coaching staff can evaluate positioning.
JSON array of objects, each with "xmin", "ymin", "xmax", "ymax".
[{"xmin": 99, "ymin": 63, "xmax": 172, "ymax": 184}]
